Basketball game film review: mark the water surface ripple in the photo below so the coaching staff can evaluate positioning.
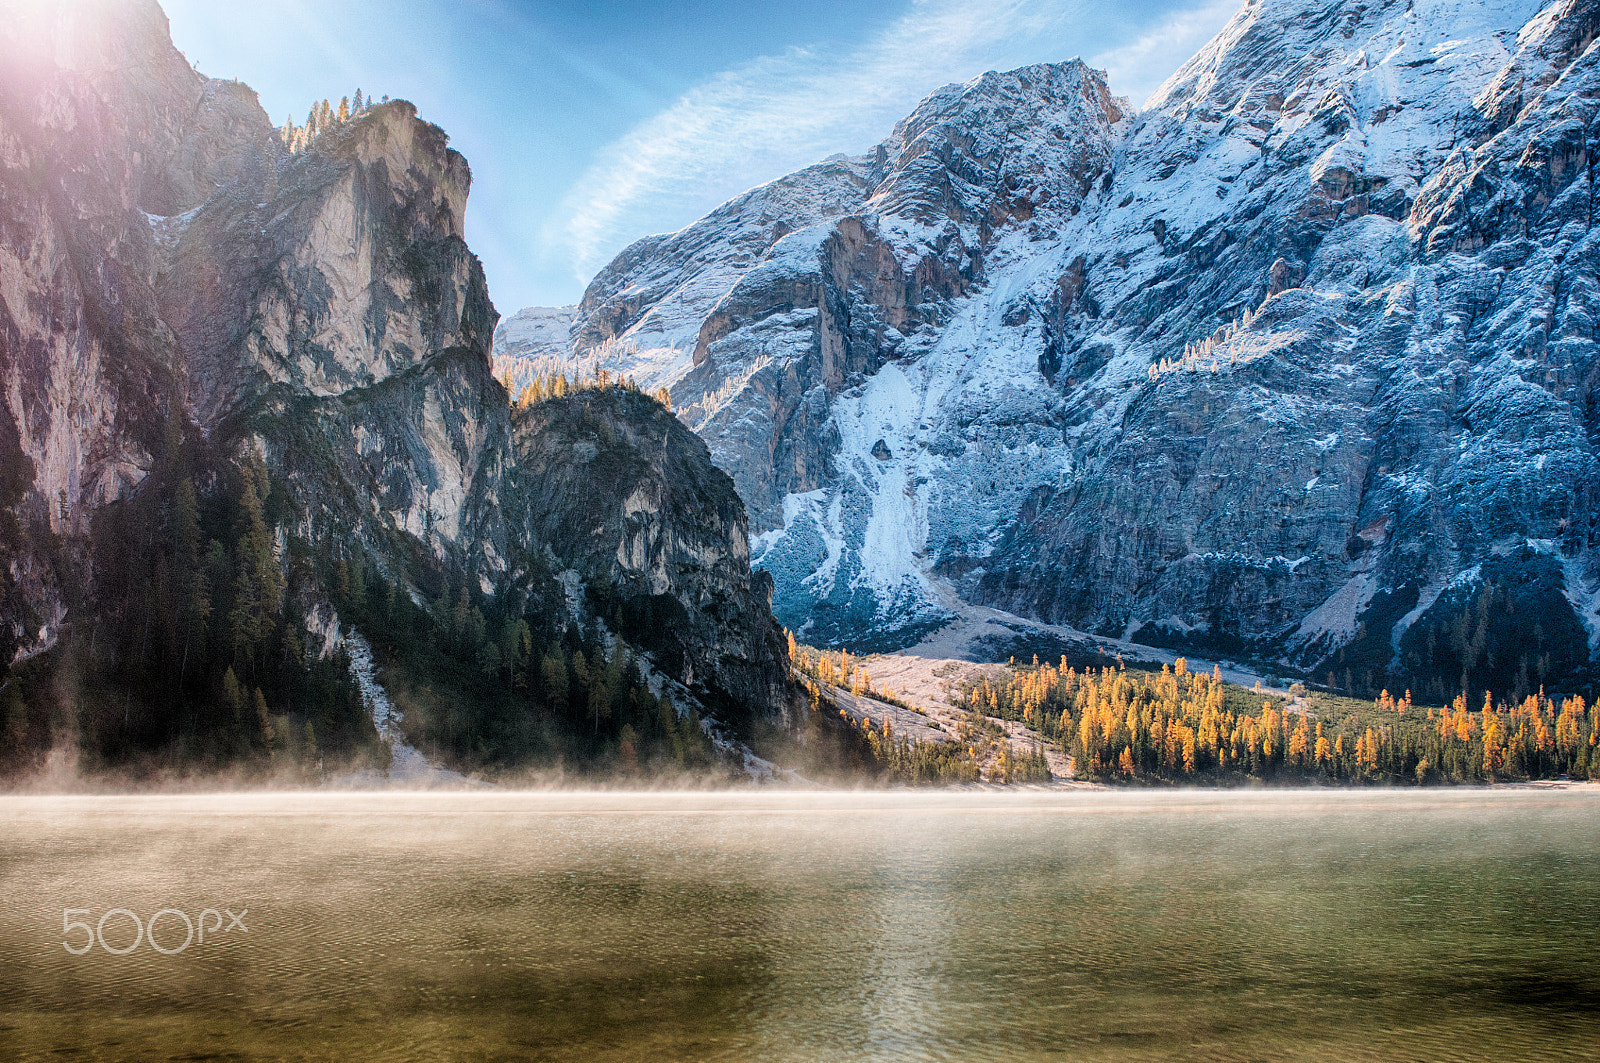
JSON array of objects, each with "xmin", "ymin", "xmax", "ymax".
[{"xmin": 2, "ymin": 789, "xmax": 1597, "ymax": 1061}]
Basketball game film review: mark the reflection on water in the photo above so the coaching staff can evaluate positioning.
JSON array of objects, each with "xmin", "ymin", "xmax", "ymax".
[{"xmin": 2, "ymin": 789, "xmax": 1598, "ymax": 1061}]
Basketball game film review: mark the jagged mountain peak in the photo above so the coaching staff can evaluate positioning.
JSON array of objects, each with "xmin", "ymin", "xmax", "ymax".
[
  {"xmin": 866, "ymin": 59, "xmax": 1128, "ymax": 232},
  {"xmin": 881, "ymin": 58, "xmax": 1128, "ymax": 163},
  {"xmin": 323, "ymin": 99, "xmax": 474, "ymax": 231},
  {"xmin": 156, "ymin": 94, "xmax": 493, "ymax": 428},
  {"xmin": 505, "ymin": 0, "xmax": 1600, "ymax": 697},
  {"xmin": 564, "ymin": 56, "xmax": 1130, "ymax": 402},
  {"xmin": 879, "ymin": 58, "xmax": 1128, "ymax": 156}
]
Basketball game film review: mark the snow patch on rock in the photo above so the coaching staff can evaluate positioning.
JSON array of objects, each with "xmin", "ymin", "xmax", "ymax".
[{"xmin": 343, "ymin": 630, "xmax": 481, "ymax": 787}]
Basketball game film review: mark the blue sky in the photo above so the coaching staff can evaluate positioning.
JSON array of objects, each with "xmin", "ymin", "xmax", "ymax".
[{"xmin": 162, "ymin": 0, "xmax": 1236, "ymax": 314}]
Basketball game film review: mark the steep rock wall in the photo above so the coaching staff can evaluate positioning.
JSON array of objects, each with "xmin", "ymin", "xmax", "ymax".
[
  {"xmin": 0, "ymin": 0, "xmax": 792, "ymax": 742},
  {"xmin": 0, "ymin": 0, "xmax": 273, "ymax": 661},
  {"xmin": 504, "ymin": 389, "xmax": 790, "ymax": 727}
]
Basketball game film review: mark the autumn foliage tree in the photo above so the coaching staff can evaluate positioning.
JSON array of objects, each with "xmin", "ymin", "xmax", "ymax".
[{"xmin": 959, "ymin": 656, "xmax": 1597, "ymax": 785}]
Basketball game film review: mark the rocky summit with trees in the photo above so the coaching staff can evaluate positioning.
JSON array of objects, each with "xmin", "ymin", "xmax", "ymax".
[{"xmin": 0, "ymin": 0, "xmax": 811, "ymax": 784}]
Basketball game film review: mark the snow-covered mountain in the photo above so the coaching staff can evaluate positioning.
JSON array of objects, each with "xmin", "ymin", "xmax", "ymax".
[
  {"xmin": 499, "ymin": 0, "xmax": 1600, "ymax": 700},
  {"xmin": 491, "ymin": 305, "xmax": 578, "ymax": 387}
]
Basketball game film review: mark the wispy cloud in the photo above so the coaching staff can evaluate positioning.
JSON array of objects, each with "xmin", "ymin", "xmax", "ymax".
[
  {"xmin": 1089, "ymin": 0, "xmax": 1240, "ymax": 106},
  {"xmin": 544, "ymin": 0, "xmax": 1069, "ymax": 284},
  {"xmin": 543, "ymin": 0, "xmax": 1239, "ymax": 292}
]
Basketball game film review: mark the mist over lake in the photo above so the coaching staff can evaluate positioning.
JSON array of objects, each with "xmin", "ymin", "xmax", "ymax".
[{"xmin": 5, "ymin": 789, "xmax": 1598, "ymax": 1061}]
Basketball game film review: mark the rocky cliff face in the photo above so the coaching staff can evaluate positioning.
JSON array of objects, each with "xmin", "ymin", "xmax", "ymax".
[
  {"xmin": 503, "ymin": 389, "xmax": 790, "ymax": 726},
  {"xmin": 0, "ymin": 0, "xmax": 792, "ymax": 757},
  {"xmin": 0, "ymin": 0, "xmax": 275, "ymax": 663},
  {"xmin": 157, "ymin": 96, "xmax": 509, "ymax": 585},
  {"xmin": 512, "ymin": 0, "xmax": 1600, "ymax": 697}
]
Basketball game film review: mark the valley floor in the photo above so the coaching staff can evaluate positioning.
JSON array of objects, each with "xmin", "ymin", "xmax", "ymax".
[
  {"xmin": 818, "ymin": 592, "xmax": 1298, "ymax": 784},
  {"xmin": 918, "ymin": 581, "xmax": 1295, "ymax": 692}
]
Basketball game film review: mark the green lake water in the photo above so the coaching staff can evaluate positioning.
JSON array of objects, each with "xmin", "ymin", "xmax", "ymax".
[{"xmin": 1, "ymin": 788, "xmax": 1597, "ymax": 1061}]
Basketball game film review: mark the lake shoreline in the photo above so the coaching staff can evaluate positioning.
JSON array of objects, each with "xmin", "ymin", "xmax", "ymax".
[{"xmin": 4, "ymin": 781, "xmax": 1598, "ymax": 808}]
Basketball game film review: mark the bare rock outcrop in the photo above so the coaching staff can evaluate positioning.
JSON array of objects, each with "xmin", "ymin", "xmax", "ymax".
[{"xmin": 504, "ymin": 389, "xmax": 791, "ymax": 726}]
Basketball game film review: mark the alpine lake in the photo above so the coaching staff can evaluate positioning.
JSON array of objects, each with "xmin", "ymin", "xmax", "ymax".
[{"xmin": 2, "ymin": 788, "xmax": 1597, "ymax": 1061}]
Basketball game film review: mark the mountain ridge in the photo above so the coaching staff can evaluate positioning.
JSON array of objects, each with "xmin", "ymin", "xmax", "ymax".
[{"xmin": 498, "ymin": 0, "xmax": 1600, "ymax": 700}]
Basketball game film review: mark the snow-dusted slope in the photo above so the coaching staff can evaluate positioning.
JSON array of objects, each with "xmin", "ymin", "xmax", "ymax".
[
  {"xmin": 491, "ymin": 305, "xmax": 578, "ymax": 393},
  {"xmin": 504, "ymin": 0, "xmax": 1600, "ymax": 697},
  {"xmin": 559, "ymin": 60, "xmax": 1130, "ymax": 647},
  {"xmin": 494, "ymin": 305, "xmax": 577, "ymax": 362},
  {"xmin": 572, "ymin": 154, "xmax": 880, "ymax": 392}
]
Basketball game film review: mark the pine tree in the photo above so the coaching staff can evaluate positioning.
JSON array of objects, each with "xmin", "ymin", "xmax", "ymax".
[
  {"xmin": 349, "ymin": 554, "xmax": 366, "ymax": 606},
  {"xmin": 252, "ymin": 687, "xmax": 273, "ymax": 747},
  {"xmin": 617, "ymin": 723, "xmax": 639, "ymax": 773},
  {"xmin": 589, "ymin": 681, "xmax": 609, "ymax": 734},
  {"xmin": 540, "ymin": 652, "xmax": 568, "ymax": 712},
  {"xmin": 682, "ymin": 707, "xmax": 709, "ymax": 767},
  {"xmin": 501, "ymin": 619, "xmax": 532, "ymax": 688},
  {"xmin": 222, "ymin": 667, "xmax": 244, "ymax": 727},
  {"xmin": 1289, "ymin": 713, "xmax": 1310, "ymax": 766},
  {"xmin": 1482, "ymin": 693, "xmax": 1506, "ymax": 778},
  {"xmin": 174, "ymin": 477, "xmax": 209, "ymax": 683},
  {"xmin": 228, "ymin": 461, "xmax": 283, "ymax": 670}
]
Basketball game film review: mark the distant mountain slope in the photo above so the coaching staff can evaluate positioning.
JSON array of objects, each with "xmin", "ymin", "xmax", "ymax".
[
  {"xmin": 505, "ymin": 0, "xmax": 1600, "ymax": 700},
  {"xmin": 491, "ymin": 305, "xmax": 579, "ymax": 395}
]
